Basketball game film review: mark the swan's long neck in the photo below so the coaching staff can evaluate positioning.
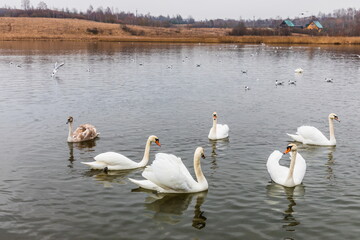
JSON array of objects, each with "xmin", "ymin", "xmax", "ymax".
[
  {"xmin": 329, "ymin": 118, "xmax": 336, "ymax": 144},
  {"xmin": 287, "ymin": 150, "xmax": 297, "ymax": 182},
  {"xmin": 209, "ymin": 118, "xmax": 217, "ymax": 137},
  {"xmin": 194, "ymin": 152, "xmax": 208, "ymax": 188},
  {"xmin": 139, "ymin": 138, "xmax": 152, "ymax": 167},
  {"xmin": 67, "ymin": 122, "xmax": 73, "ymax": 142}
]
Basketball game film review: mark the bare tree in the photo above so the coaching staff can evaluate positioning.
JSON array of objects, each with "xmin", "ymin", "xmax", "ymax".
[
  {"xmin": 21, "ymin": 0, "xmax": 31, "ymax": 10},
  {"xmin": 37, "ymin": 1, "xmax": 47, "ymax": 10}
]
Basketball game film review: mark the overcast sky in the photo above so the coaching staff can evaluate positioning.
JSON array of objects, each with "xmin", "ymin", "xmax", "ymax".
[{"xmin": 2, "ymin": 0, "xmax": 360, "ymax": 20}]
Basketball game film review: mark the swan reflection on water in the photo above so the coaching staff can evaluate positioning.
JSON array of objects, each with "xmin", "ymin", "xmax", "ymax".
[
  {"xmin": 297, "ymin": 144, "xmax": 336, "ymax": 181},
  {"xmin": 266, "ymin": 183, "xmax": 305, "ymax": 232},
  {"xmin": 67, "ymin": 139, "xmax": 98, "ymax": 168},
  {"xmin": 83, "ymin": 169, "xmax": 140, "ymax": 188},
  {"xmin": 208, "ymin": 138, "xmax": 230, "ymax": 169},
  {"xmin": 132, "ymin": 188, "xmax": 208, "ymax": 229}
]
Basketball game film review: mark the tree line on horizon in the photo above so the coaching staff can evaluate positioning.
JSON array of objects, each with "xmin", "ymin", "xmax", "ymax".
[{"xmin": 1, "ymin": 1, "xmax": 360, "ymax": 36}]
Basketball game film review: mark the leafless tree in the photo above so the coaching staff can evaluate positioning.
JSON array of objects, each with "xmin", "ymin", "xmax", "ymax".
[{"xmin": 21, "ymin": 0, "xmax": 31, "ymax": 10}]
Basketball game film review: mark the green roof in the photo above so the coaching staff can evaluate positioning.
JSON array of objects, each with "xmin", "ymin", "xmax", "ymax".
[
  {"xmin": 313, "ymin": 21, "xmax": 323, "ymax": 29},
  {"xmin": 283, "ymin": 19, "xmax": 295, "ymax": 27}
]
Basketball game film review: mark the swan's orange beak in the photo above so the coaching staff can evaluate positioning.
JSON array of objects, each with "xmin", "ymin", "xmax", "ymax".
[
  {"xmin": 334, "ymin": 116, "xmax": 340, "ymax": 122},
  {"xmin": 213, "ymin": 116, "xmax": 217, "ymax": 120},
  {"xmin": 283, "ymin": 146, "xmax": 291, "ymax": 154},
  {"xmin": 201, "ymin": 153, "xmax": 206, "ymax": 159},
  {"xmin": 155, "ymin": 140, "xmax": 161, "ymax": 147}
]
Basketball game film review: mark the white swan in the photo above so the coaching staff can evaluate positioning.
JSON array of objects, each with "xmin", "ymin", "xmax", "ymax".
[
  {"xmin": 208, "ymin": 112, "xmax": 229, "ymax": 140},
  {"xmin": 66, "ymin": 116, "xmax": 99, "ymax": 143},
  {"xmin": 294, "ymin": 68, "xmax": 303, "ymax": 73},
  {"xmin": 81, "ymin": 135, "xmax": 161, "ymax": 170},
  {"xmin": 267, "ymin": 143, "xmax": 306, "ymax": 187},
  {"xmin": 287, "ymin": 113, "xmax": 340, "ymax": 146},
  {"xmin": 129, "ymin": 147, "xmax": 208, "ymax": 193}
]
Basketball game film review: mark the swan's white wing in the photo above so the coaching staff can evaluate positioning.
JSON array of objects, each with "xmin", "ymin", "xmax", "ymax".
[
  {"xmin": 292, "ymin": 152, "xmax": 306, "ymax": 185},
  {"xmin": 296, "ymin": 125, "xmax": 329, "ymax": 145},
  {"xmin": 142, "ymin": 153, "xmax": 197, "ymax": 192},
  {"xmin": 55, "ymin": 62, "xmax": 65, "ymax": 70},
  {"xmin": 216, "ymin": 124, "xmax": 229, "ymax": 139},
  {"xmin": 92, "ymin": 152, "xmax": 139, "ymax": 169},
  {"xmin": 266, "ymin": 150, "xmax": 289, "ymax": 185}
]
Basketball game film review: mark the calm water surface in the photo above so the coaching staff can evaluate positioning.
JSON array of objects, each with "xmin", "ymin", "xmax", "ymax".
[{"xmin": 1, "ymin": 41, "xmax": 360, "ymax": 239}]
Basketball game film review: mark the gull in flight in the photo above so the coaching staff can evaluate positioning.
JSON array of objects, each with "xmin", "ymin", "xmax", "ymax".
[{"xmin": 51, "ymin": 62, "xmax": 65, "ymax": 77}]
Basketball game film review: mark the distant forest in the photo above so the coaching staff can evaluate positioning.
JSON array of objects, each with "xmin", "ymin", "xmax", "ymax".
[{"xmin": 1, "ymin": 1, "xmax": 360, "ymax": 36}]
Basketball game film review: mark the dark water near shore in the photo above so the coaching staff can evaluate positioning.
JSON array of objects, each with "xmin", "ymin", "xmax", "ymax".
[{"xmin": 1, "ymin": 41, "xmax": 360, "ymax": 239}]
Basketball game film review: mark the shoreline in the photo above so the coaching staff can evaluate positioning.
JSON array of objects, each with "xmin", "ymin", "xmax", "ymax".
[{"xmin": 1, "ymin": 17, "xmax": 360, "ymax": 45}]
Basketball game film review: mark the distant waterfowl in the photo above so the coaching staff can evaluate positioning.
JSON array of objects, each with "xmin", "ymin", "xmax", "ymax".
[
  {"xmin": 288, "ymin": 80, "xmax": 296, "ymax": 85},
  {"xmin": 81, "ymin": 135, "xmax": 161, "ymax": 170},
  {"xmin": 129, "ymin": 147, "xmax": 208, "ymax": 193},
  {"xmin": 66, "ymin": 116, "xmax": 99, "ymax": 143},
  {"xmin": 294, "ymin": 68, "xmax": 304, "ymax": 73},
  {"xmin": 196, "ymin": 64, "xmax": 201, "ymax": 67},
  {"xmin": 275, "ymin": 80, "xmax": 284, "ymax": 86},
  {"xmin": 287, "ymin": 113, "xmax": 340, "ymax": 146},
  {"xmin": 245, "ymin": 86, "xmax": 250, "ymax": 90},
  {"xmin": 241, "ymin": 70, "xmax": 247, "ymax": 74},
  {"xmin": 208, "ymin": 112, "xmax": 229, "ymax": 140},
  {"xmin": 267, "ymin": 143, "xmax": 306, "ymax": 188},
  {"xmin": 325, "ymin": 78, "xmax": 333, "ymax": 83},
  {"xmin": 51, "ymin": 62, "xmax": 65, "ymax": 77}
]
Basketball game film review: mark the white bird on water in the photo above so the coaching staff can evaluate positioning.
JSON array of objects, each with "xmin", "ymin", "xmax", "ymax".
[
  {"xmin": 325, "ymin": 78, "xmax": 333, "ymax": 83},
  {"xmin": 51, "ymin": 62, "xmax": 65, "ymax": 77},
  {"xmin": 245, "ymin": 86, "xmax": 250, "ymax": 91},
  {"xmin": 275, "ymin": 80, "xmax": 284, "ymax": 86},
  {"xmin": 288, "ymin": 80, "xmax": 296, "ymax": 85},
  {"xmin": 295, "ymin": 68, "xmax": 304, "ymax": 73}
]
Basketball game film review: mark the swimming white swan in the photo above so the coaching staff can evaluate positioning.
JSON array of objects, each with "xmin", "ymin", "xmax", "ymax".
[
  {"xmin": 129, "ymin": 147, "xmax": 208, "ymax": 193},
  {"xmin": 66, "ymin": 116, "xmax": 99, "ymax": 143},
  {"xmin": 267, "ymin": 143, "xmax": 306, "ymax": 187},
  {"xmin": 208, "ymin": 112, "xmax": 229, "ymax": 140},
  {"xmin": 81, "ymin": 135, "xmax": 161, "ymax": 170},
  {"xmin": 294, "ymin": 68, "xmax": 303, "ymax": 73},
  {"xmin": 287, "ymin": 113, "xmax": 340, "ymax": 146}
]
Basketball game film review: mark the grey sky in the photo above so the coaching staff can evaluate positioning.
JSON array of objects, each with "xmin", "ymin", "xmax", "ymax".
[{"xmin": 2, "ymin": 0, "xmax": 360, "ymax": 20}]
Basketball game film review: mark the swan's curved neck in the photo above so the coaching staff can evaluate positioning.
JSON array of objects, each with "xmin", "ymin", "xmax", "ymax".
[
  {"xmin": 194, "ymin": 152, "xmax": 208, "ymax": 187},
  {"xmin": 139, "ymin": 138, "xmax": 152, "ymax": 166},
  {"xmin": 287, "ymin": 151, "xmax": 297, "ymax": 181},
  {"xmin": 329, "ymin": 118, "xmax": 336, "ymax": 143},
  {"xmin": 67, "ymin": 122, "xmax": 73, "ymax": 142}
]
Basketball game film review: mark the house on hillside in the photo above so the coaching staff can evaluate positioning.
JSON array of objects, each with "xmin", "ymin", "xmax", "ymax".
[{"xmin": 306, "ymin": 20, "xmax": 323, "ymax": 32}]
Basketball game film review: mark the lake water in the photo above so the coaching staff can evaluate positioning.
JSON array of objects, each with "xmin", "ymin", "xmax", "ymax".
[{"xmin": 1, "ymin": 41, "xmax": 360, "ymax": 239}]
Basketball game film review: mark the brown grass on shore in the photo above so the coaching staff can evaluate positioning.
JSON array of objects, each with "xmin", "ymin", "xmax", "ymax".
[{"xmin": 1, "ymin": 17, "xmax": 360, "ymax": 45}]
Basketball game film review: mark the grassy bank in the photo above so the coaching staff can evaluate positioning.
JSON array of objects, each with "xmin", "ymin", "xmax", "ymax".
[{"xmin": 1, "ymin": 17, "xmax": 360, "ymax": 45}]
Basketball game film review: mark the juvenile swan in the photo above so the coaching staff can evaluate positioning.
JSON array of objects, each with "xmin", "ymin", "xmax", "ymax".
[
  {"xmin": 267, "ymin": 143, "xmax": 306, "ymax": 187},
  {"xmin": 208, "ymin": 112, "xmax": 229, "ymax": 140},
  {"xmin": 287, "ymin": 113, "xmax": 340, "ymax": 146},
  {"xmin": 66, "ymin": 116, "xmax": 99, "ymax": 143},
  {"xmin": 81, "ymin": 135, "xmax": 161, "ymax": 170},
  {"xmin": 129, "ymin": 147, "xmax": 208, "ymax": 193}
]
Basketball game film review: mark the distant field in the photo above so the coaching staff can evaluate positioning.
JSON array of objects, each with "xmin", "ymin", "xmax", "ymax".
[{"xmin": 1, "ymin": 17, "xmax": 360, "ymax": 44}]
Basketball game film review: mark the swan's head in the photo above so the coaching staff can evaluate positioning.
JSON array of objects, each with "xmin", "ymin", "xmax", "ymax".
[
  {"xmin": 329, "ymin": 113, "xmax": 340, "ymax": 122},
  {"xmin": 66, "ymin": 116, "xmax": 73, "ymax": 124},
  {"xmin": 195, "ymin": 147, "xmax": 206, "ymax": 159},
  {"xmin": 148, "ymin": 135, "xmax": 161, "ymax": 147},
  {"xmin": 283, "ymin": 143, "xmax": 297, "ymax": 154},
  {"xmin": 212, "ymin": 112, "xmax": 217, "ymax": 120}
]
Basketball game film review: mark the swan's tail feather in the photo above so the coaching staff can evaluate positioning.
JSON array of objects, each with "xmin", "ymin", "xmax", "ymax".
[
  {"xmin": 287, "ymin": 133, "xmax": 304, "ymax": 142},
  {"xmin": 81, "ymin": 161, "xmax": 107, "ymax": 169},
  {"xmin": 128, "ymin": 178, "xmax": 160, "ymax": 191}
]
